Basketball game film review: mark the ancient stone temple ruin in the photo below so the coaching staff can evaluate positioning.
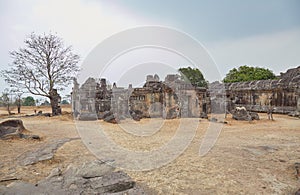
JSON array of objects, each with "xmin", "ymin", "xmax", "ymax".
[
  {"xmin": 71, "ymin": 66, "xmax": 300, "ymax": 120},
  {"xmin": 71, "ymin": 74, "xmax": 208, "ymax": 120}
]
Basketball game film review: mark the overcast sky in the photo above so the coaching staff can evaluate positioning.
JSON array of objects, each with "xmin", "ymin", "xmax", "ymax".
[{"xmin": 0, "ymin": 0, "xmax": 299, "ymax": 95}]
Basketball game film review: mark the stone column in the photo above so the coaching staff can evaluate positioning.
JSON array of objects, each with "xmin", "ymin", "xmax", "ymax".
[
  {"xmin": 297, "ymin": 89, "xmax": 300, "ymax": 112},
  {"xmin": 49, "ymin": 89, "xmax": 62, "ymax": 116}
]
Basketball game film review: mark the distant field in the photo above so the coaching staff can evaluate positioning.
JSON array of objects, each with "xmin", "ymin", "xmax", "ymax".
[{"xmin": 0, "ymin": 105, "xmax": 72, "ymax": 116}]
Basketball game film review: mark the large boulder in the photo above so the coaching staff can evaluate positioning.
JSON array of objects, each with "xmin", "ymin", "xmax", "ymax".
[
  {"xmin": 0, "ymin": 119, "xmax": 26, "ymax": 138},
  {"xmin": 232, "ymin": 107, "xmax": 259, "ymax": 121}
]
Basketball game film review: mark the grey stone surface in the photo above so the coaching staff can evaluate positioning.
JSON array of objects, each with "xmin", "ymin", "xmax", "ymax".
[
  {"xmin": 0, "ymin": 161, "xmax": 146, "ymax": 195},
  {"xmin": 243, "ymin": 145, "xmax": 278, "ymax": 156},
  {"xmin": 17, "ymin": 138, "xmax": 77, "ymax": 166}
]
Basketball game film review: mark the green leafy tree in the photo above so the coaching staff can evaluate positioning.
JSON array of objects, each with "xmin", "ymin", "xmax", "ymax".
[
  {"xmin": 1, "ymin": 32, "xmax": 80, "ymax": 115},
  {"xmin": 223, "ymin": 65, "xmax": 276, "ymax": 83},
  {"xmin": 178, "ymin": 67, "xmax": 208, "ymax": 87},
  {"xmin": 22, "ymin": 96, "xmax": 36, "ymax": 106},
  {"xmin": 41, "ymin": 100, "xmax": 50, "ymax": 106}
]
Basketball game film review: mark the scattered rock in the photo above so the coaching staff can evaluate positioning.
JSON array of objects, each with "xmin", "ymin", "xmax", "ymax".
[
  {"xmin": 0, "ymin": 160, "xmax": 146, "ymax": 194},
  {"xmin": 103, "ymin": 111, "xmax": 119, "ymax": 124},
  {"xmin": 288, "ymin": 111, "xmax": 300, "ymax": 118},
  {"xmin": 200, "ymin": 112, "xmax": 208, "ymax": 119},
  {"xmin": 130, "ymin": 110, "xmax": 142, "ymax": 121},
  {"xmin": 17, "ymin": 138, "xmax": 78, "ymax": 166},
  {"xmin": 209, "ymin": 118, "xmax": 218, "ymax": 122},
  {"xmin": 78, "ymin": 113, "xmax": 98, "ymax": 121},
  {"xmin": 42, "ymin": 113, "xmax": 51, "ymax": 117},
  {"xmin": 295, "ymin": 188, "xmax": 300, "ymax": 195},
  {"xmin": 35, "ymin": 111, "xmax": 51, "ymax": 117},
  {"xmin": 295, "ymin": 162, "xmax": 300, "ymax": 179},
  {"xmin": 249, "ymin": 112, "xmax": 260, "ymax": 120},
  {"xmin": 19, "ymin": 134, "xmax": 40, "ymax": 140},
  {"xmin": 244, "ymin": 145, "xmax": 278, "ymax": 156},
  {"xmin": 219, "ymin": 121, "xmax": 228, "ymax": 124}
]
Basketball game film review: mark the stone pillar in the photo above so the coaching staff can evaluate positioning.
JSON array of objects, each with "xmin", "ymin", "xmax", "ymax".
[
  {"xmin": 72, "ymin": 78, "xmax": 80, "ymax": 116},
  {"xmin": 49, "ymin": 89, "xmax": 62, "ymax": 116},
  {"xmin": 297, "ymin": 89, "xmax": 300, "ymax": 112}
]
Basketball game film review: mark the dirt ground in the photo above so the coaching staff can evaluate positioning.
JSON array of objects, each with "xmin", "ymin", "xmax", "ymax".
[{"xmin": 0, "ymin": 106, "xmax": 299, "ymax": 194}]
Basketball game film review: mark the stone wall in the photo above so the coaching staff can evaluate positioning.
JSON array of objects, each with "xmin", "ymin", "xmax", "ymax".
[{"xmin": 209, "ymin": 66, "xmax": 300, "ymax": 114}]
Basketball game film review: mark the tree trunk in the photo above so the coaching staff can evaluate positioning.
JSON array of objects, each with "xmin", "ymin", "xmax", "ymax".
[
  {"xmin": 17, "ymin": 99, "xmax": 21, "ymax": 114},
  {"xmin": 7, "ymin": 104, "xmax": 11, "ymax": 115}
]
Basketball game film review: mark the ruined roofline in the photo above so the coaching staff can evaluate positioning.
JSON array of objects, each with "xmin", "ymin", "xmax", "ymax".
[
  {"xmin": 209, "ymin": 66, "xmax": 300, "ymax": 91},
  {"xmin": 76, "ymin": 73, "xmax": 205, "ymax": 91},
  {"xmin": 209, "ymin": 79, "xmax": 299, "ymax": 92}
]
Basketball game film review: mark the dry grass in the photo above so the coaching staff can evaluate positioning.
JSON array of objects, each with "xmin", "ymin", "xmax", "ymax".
[{"xmin": 0, "ymin": 113, "xmax": 299, "ymax": 194}]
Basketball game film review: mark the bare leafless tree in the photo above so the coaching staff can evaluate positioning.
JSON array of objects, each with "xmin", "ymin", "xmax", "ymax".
[
  {"xmin": 1, "ymin": 33, "xmax": 80, "ymax": 115},
  {"xmin": 1, "ymin": 89, "xmax": 12, "ymax": 115},
  {"xmin": 10, "ymin": 88, "xmax": 24, "ymax": 114}
]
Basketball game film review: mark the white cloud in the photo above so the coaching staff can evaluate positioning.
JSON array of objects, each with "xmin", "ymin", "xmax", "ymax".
[
  {"xmin": 0, "ymin": 0, "xmax": 155, "ymax": 93},
  {"xmin": 30, "ymin": 0, "xmax": 151, "ymax": 56},
  {"xmin": 207, "ymin": 27, "xmax": 300, "ymax": 78}
]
